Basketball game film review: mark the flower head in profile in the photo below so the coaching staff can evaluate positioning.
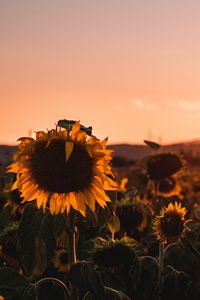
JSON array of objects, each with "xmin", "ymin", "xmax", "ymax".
[
  {"xmin": 92, "ymin": 236, "xmax": 138, "ymax": 267},
  {"xmin": 146, "ymin": 152, "xmax": 183, "ymax": 180},
  {"xmin": 153, "ymin": 202, "xmax": 187, "ymax": 243},
  {"xmin": 7, "ymin": 121, "xmax": 117, "ymax": 216},
  {"xmin": 116, "ymin": 199, "xmax": 152, "ymax": 237}
]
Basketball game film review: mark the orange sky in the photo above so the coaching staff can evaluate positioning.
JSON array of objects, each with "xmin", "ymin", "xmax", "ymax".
[{"xmin": 1, "ymin": 0, "xmax": 200, "ymax": 145}]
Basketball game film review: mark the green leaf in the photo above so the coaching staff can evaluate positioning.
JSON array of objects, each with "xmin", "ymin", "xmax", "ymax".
[
  {"xmin": 83, "ymin": 287, "xmax": 131, "ymax": 300},
  {"xmin": 0, "ymin": 206, "xmax": 12, "ymax": 229},
  {"xmin": 104, "ymin": 287, "xmax": 132, "ymax": 299},
  {"xmin": 68, "ymin": 261, "xmax": 105, "ymax": 297},
  {"xmin": 19, "ymin": 285, "xmax": 36, "ymax": 300},
  {"xmin": 106, "ymin": 214, "xmax": 120, "ymax": 238},
  {"xmin": 94, "ymin": 191, "xmax": 117, "ymax": 227},
  {"xmin": 130, "ymin": 256, "xmax": 159, "ymax": 300},
  {"xmin": 0, "ymin": 267, "xmax": 29, "ymax": 299},
  {"xmin": 32, "ymin": 237, "xmax": 47, "ymax": 276},
  {"xmin": 144, "ymin": 140, "xmax": 161, "ymax": 149},
  {"xmin": 17, "ymin": 204, "xmax": 66, "ymax": 275},
  {"xmin": 162, "ymin": 265, "xmax": 200, "ymax": 300}
]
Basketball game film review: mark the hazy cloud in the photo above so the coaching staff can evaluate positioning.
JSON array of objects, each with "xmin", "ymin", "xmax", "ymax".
[
  {"xmin": 131, "ymin": 98, "xmax": 158, "ymax": 110},
  {"xmin": 130, "ymin": 98, "xmax": 200, "ymax": 113},
  {"xmin": 177, "ymin": 100, "xmax": 200, "ymax": 112}
]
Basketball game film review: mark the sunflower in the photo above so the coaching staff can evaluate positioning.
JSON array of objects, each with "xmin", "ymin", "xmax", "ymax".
[
  {"xmin": 146, "ymin": 152, "xmax": 183, "ymax": 180},
  {"xmin": 153, "ymin": 202, "xmax": 187, "ymax": 243},
  {"xmin": 7, "ymin": 121, "xmax": 117, "ymax": 216},
  {"xmin": 52, "ymin": 248, "xmax": 69, "ymax": 273},
  {"xmin": 116, "ymin": 199, "xmax": 152, "ymax": 238},
  {"xmin": 92, "ymin": 236, "xmax": 138, "ymax": 267}
]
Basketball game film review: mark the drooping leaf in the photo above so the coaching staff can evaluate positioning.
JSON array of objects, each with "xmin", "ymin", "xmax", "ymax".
[
  {"xmin": 162, "ymin": 265, "xmax": 200, "ymax": 300},
  {"xmin": 32, "ymin": 237, "xmax": 47, "ymax": 276},
  {"xmin": 130, "ymin": 256, "xmax": 159, "ymax": 300},
  {"xmin": 0, "ymin": 206, "xmax": 12, "ymax": 229},
  {"xmin": 68, "ymin": 261, "xmax": 105, "ymax": 298},
  {"xmin": 83, "ymin": 287, "xmax": 131, "ymax": 300},
  {"xmin": 17, "ymin": 204, "xmax": 66, "ymax": 275},
  {"xmin": 144, "ymin": 140, "xmax": 161, "ymax": 149},
  {"xmin": 0, "ymin": 267, "xmax": 29, "ymax": 299},
  {"xmin": 104, "ymin": 287, "xmax": 132, "ymax": 300}
]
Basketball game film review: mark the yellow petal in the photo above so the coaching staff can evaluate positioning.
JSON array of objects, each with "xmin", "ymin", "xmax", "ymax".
[
  {"xmin": 69, "ymin": 192, "xmax": 86, "ymax": 216},
  {"xmin": 83, "ymin": 189, "xmax": 96, "ymax": 212},
  {"xmin": 92, "ymin": 184, "xmax": 111, "ymax": 202},
  {"xmin": 50, "ymin": 196, "xmax": 56, "ymax": 215},
  {"xmin": 92, "ymin": 176, "xmax": 104, "ymax": 190},
  {"xmin": 60, "ymin": 194, "xmax": 68, "ymax": 213},
  {"xmin": 23, "ymin": 189, "xmax": 40, "ymax": 201},
  {"xmin": 91, "ymin": 185, "xmax": 110, "ymax": 208},
  {"xmin": 71, "ymin": 121, "xmax": 80, "ymax": 140},
  {"xmin": 76, "ymin": 131, "xmax": 87, "ymax": 143},
  {"xmin": 69, "ymin": 192, "xmax": 78, "ymax": 210},
  {"xmin": 100, "ymin": 137, "xmax": 108, "ymax": 146},
  {"xmin": 86, "ymin": 144, "xmax": 93, "ymax": 158},
  {"xmin": 42, "ymin": 192, "xmax": 49, "ymax": 212},
  {"xmin": 75, "ymin": 193, "xmax": 86, "ymax": 217},
  {"xmin": 87, "ymin": 136, "xmax": 99, "ymax": 145},
  {"xmin": 11, "ymin": 180, "xmax": 19, "ymax": 191},
  {"xmin": 7, "ymin": 163, "xmax": 19, "ymax": 173},
  {"xmin": 55, "ymin": 194, "xmax": 62, "ymax": 215},
  {"xmin": 66, "ymin": 194, "xmax": 71, "ymax": 215},
  {"xmin": 36, "ymin": 190, "xmax": 46, "ymax": 209},
  {"xmin": 65, "ymin": 141, "xmax": 74, "ymax": 161},
  {"xmin": 103, "ymin": 175, "xmax": 118, "ymax": 190},
  {"xmin": 23, "ymin": 180, "xmax": 35, "ymax": 191}
]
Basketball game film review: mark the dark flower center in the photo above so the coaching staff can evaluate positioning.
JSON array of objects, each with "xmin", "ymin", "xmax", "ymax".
[
  {"xmin": 29, "ymin": 140, "xmax": 94, "ymax": 193},
  {"xmin": 161, "ymin": 214, "xmax": 184, "ymax": 240},
  {"xmin": 158, "ymin": 177, "xmax": 176, "ymax": 194}
]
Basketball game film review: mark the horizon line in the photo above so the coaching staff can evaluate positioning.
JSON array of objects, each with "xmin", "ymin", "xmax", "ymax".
[{"xmin": 1, "ymin": 137, "xmax": 200, "ymax": 147}]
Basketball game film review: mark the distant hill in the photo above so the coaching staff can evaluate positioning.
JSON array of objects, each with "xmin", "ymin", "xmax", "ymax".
[
  {"xmin": 0, "ymin": 145, "xmax": 17, "ymax": 168},
  {"xmin": 108, "ymin": 140, "xmax": 200, "ymax": 162},
  {"xmin": 1, "ymin": 140, "xmax": 200, "ymax": 169}
]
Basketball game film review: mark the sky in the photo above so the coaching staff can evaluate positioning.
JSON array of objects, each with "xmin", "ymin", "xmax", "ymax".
[{"xmin": 1, "ymin": 0, "xmax": 200, "ymax": 145}]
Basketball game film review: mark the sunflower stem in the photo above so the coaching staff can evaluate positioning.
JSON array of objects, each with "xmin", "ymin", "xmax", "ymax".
[
  {"xmin": 67, "ymin": 209, "xmax": 78, "ymax": 299},
  {"xmin": 158, "ymin": 242, "xmax": 164, "ymax": 300},
  {"xmin": 68, "ymin": 209, "xmax": 77, "ymax": 266}
]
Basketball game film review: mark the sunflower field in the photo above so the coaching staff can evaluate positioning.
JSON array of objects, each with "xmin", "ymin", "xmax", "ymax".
[{"xmin": 0, "ymin": 120, "xmax": 200, "ymax": 300}]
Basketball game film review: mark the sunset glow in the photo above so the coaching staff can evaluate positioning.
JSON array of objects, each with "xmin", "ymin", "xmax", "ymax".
[{"xmin": 1, "ymin": 0, "xmax": 200, "ymax": 145}]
